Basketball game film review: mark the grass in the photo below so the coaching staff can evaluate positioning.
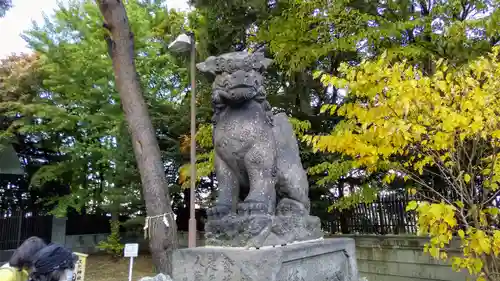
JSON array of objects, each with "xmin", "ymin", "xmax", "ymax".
[{"xmin": 85, "ymin": 254, "xmax": 154, "ymax": 281}]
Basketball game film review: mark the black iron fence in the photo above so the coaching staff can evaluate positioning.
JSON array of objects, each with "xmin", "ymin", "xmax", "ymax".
[
  {"xmin": 2, "ymin": 191, "xmax": 499, "ymax": 249},
  {"xmin": 65, "ymin": 214, "xmax": 117, "ymax": 235},
  {"xmin": 322, "ymin": 189, "xmax": 500, "ymax": 235},
  {"xmin": 65, "ymin": 210, "xmax": 208, "ymax": 236},
  {"xmin": 322, "ymin": 192, "xmax": 418, "ymax": 235},
  {"xmin": 0, "ymin": 210, "xmax": 52, "ymax": 250}
]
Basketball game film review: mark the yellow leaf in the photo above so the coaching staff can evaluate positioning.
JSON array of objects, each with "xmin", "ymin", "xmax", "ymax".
[
  {"xmin": 486, "ymin": 207, "xmax": 499, "ymax": 216},
  {"xmin": 408, "ymin": 187, "xmax": 417, "ymax": 195},
  {"xmin": 464, "ymin": 173, "xmax": 471, "ymax": 184},
  {"xmin": 458, "ymin": 229, "xmax": 465, "ymax": 239},
  {"xmin": 472, "ymin": 258, "xmax": 483, "ymax": 273},
  {"xmin": 406, "ymin": 201, "xmax": 418, "ymax": 211},
  {"xmin": 478, "ymin": 237, "xmax": 491, "ymax": 254},
  {"xmin": 320, "ymin": 104, "xmax": 330, "ymax": 113},
  {"xmin": 443, "ymin": 214, "xmax": 457, "ymax": 227},
  {"xmin": 312, "ymin": 70, "xmax": 323, "ymax": 79},
  {"xmin": 429, "ymin": 247, "xmax": 440, "ymax": 258},
  {"xmin": 451, "ymin": 257, "xmax": 462, "ymax": 271},
  {"xmin": 179, "ymin": 134, "xmax": 191, "ymax": 154},
  {"xmin": 439, "ymin": 251, "xmax": 448, "ymax": 260},
  {"xmin": 178, "ymin": 165, "xmax": 188, "ymax": 184}
]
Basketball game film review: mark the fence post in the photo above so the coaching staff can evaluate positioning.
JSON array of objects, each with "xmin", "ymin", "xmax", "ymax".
[
  {"xmin": 51, "ymin": 216, "xmax": 68, "ymax": 245},
  {"xmin": 340, "ymin": 210, "xmax": 350, "ymax": 234},
  {"xmin": 16, "ymin": 209, "xmax": 23, "ymax": 247},
  {"xmin": 377, "ymin": 198, "xmax": 386, "ymax": 234}
]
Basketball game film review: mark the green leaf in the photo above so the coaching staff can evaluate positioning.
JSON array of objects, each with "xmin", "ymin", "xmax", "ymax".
[
  {"xmin": 454, "ymin": 201, "xmax": 465, "ymax": 209},
  {"xmin": 312, "ymin": 70, "xmax": 323, "ymax": 79}
]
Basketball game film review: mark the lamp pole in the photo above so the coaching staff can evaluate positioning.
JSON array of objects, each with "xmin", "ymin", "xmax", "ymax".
[
  {"xmin": 187, "ymin": 31, "xmax": 197, "ymax": 248},
  {"xmin": 168, "ymin": 32, "xmax": 197, "ymax": 248}
]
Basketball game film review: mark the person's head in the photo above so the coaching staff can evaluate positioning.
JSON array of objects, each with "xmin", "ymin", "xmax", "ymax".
[
  {"xmin": 9, "ymin": 236, "xmax": 47, "ymax": 269},
  {"xmin": 29, "ymin": 244, "xmax": 78, "ymax": 281}
]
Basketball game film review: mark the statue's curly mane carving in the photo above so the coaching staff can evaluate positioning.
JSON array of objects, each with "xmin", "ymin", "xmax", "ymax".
[
  {"xmin": 197, "ymin": 52, "xmax": 272, "ymax": 74},
  {"xmin": 198, "ymin": 52, "xmax": 273, "ymax": 125}
]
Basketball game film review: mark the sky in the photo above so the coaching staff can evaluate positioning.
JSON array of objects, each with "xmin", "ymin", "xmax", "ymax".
[{"xmin": 0, "ymin": 0, "xmax": 190, "ymax": 58}]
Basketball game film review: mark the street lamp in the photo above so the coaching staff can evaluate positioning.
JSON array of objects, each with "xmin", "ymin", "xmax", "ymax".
[
  {"xmin": 169, "ymin": 32, "xmax": 197, "ymax": 248},
  {"xmin": 0, "ymin": 143, "xmax": 23, "ymax": 175}
]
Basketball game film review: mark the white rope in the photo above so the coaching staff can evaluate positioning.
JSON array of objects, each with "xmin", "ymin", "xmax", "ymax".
[{"xmin": 143, "ymin": 213, "xmax": 172, "ymax": 239}]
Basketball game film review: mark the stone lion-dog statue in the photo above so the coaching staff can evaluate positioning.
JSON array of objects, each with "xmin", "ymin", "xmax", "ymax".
[{"xmin": 196, "ymin": 51, "xmax": 322, "ymax": 248}]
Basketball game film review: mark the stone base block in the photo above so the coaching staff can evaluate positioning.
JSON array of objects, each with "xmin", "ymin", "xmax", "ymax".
[
  {"xmin": 205, "ymin": 199, "xmax": 324, "ymax": 248},
  {"xmin": 173, "ymin": 238, "xmax": 358, "ymax": 281}
]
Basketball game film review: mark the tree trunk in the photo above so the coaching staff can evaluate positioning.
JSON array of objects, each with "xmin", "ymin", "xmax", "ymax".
[{"xmin": 97, "ymin": 0, "xmax": 178, "ymax": 274}]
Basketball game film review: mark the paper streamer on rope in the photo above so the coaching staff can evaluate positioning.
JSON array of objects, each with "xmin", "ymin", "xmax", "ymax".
[{"xmin": 143, "ymin": 213, "xmax": 172, "ymax": 239}]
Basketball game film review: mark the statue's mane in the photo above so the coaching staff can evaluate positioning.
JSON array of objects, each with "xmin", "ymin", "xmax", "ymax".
[
  {"xmin": 197, "ymin": 51, "xmax": 274, "ymax": 126},
  {"xmin": 211, "ymin": 87, "xmax": 273, "ymax": 126},
  {"xmin": 196, "ymin": 51, "xmax": 273, "ymax": 76}
]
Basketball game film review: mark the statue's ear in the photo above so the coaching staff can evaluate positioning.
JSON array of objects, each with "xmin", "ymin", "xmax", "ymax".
[
  {"xmin": 197, "ymin": 55, "xmax": 221, "ymax": 76},
  {"xmin": 196, "ymin": 62, "xmax": 215, "ymax": 75}
]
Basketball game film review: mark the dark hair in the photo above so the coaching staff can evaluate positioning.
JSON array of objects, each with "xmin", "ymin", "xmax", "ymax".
[
  {"xmin": 29, "ymin": 244, "xmax": 76, "ymax": 281},
  {"xmin": 9, "ymin": 236, "xmax": 47, "ymax": 269}
]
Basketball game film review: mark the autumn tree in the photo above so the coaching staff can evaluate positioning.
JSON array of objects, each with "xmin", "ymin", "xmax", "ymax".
[
  {"xmin": 187, "ymin": 0, "xmax": 500, "ymax": 177},
  {"xmin": 0, "ymin": 53, "xmax": 72, "ymax": 213},
  {"xmin": 307, "ymin": 47, "xmax": 500, "ymax": 280},
  {"xmin": 254, "ymin": 0, "xmax": 500, "ymax": 225},
  {"xmin": 0, "ymin": 0, "xmax": 192, "ymax": 272}
]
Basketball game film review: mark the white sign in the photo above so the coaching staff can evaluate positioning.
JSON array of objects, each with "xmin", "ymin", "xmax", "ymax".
[
  {"xmin": 124, "ymin": 243, "xmax": 139, "ymax": 258},
  {"xmin": 124, "ymin": 243, "xmax": 139, "ymax": 281}
]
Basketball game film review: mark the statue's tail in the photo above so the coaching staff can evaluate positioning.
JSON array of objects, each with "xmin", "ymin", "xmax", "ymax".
[
  {"xmin": 272, "ymin": 112, "xmax": 301, "ymax": 156},
  {"xmin": 272, "ymin": 113, "xmax": 311, "ymax": 211}
]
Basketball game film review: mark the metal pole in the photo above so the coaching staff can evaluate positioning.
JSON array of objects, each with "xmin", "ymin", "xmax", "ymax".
[
  {"xmin": 188, "ymin": 32, "xmax": 197, "ymax": 248},
  {"xmin": 16, "ymin": 209, "xmax": 23, "ymax": 247},
  {"xmin": 128, "ymin": 256, "xmax": 134, "ymax": 281}
]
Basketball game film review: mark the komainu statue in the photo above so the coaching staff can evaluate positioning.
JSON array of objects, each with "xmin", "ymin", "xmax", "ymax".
[{"xmin": 197, "ymin": 51, "xmax": 323, "ymax": 248}]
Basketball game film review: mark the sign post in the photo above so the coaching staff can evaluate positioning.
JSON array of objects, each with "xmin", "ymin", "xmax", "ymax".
[{"xmin": 124, "ymin": 243, "xmax": 139, "ymax": 281}]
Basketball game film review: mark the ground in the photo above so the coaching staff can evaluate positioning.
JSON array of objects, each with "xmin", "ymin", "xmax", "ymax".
[{"xmin": 85, "ymin": 254, "xmax": 154, "ymax": 281}]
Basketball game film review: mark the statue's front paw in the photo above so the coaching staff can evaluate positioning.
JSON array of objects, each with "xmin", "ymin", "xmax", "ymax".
[
  {"xmin": 207, "ymin": 205, "xmax": 231, "ymax": 219},
  {"xmin": 275, "ymin": 198, "xmax": 308, "ymax": 216}
]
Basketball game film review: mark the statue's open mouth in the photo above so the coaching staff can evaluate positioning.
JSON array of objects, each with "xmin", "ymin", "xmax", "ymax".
[
  {"xmin": 223, "ymin": 85, "xmax": 255, "ymax": 102},
  {"xmin": 229, "ymin": 85, "xmax": 252, "ymax": 90}
]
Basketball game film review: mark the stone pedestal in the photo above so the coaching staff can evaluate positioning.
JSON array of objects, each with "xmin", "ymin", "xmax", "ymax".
[{"xmin": 173, "ymin": 238, "xmax": 358, "ymax": 281}]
